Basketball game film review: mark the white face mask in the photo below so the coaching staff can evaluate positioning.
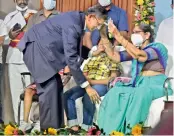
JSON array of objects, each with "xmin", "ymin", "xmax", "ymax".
[
  {"xmin": 131, "ymin": 33, "xmax": 145, "ymax": 47},
  {"xmin": 43, "ymin": 0, "xmax": 56, "ymax": 10},
  {"xmin": 16, "ymin": 5, "xmax": 28, "ymax": 11}
]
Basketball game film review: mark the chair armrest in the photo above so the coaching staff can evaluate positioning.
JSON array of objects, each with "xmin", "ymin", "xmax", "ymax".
[{"xmin": 163, "ymin": 77, "xmax": 174, "ymax": 101}]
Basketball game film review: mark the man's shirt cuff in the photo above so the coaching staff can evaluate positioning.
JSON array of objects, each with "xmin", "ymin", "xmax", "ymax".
[{"xmin": 80, "ymin": 81, "xmax": 90, "ymax": 88}]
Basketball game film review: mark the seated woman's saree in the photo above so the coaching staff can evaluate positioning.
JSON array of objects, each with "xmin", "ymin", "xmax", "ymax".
[{"xmin": 97, "ymin": 42, "xmax": 173, "ymax": 134}]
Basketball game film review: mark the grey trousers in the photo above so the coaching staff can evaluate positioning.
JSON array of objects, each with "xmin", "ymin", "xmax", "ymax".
[{"xmin": 36, "ymin": 74, "xmax": 64, "ymax": 129}]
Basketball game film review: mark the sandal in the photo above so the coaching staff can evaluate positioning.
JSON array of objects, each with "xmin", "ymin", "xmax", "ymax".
[{"xmin": 69, "ymin": 125, "xmax": 81, "ymax": 135}]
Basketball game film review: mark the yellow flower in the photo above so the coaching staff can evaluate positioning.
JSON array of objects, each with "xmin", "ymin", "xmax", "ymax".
[
  {"xmin": 110, "ymin": 130, "xmax": 124, "ymax": 136},
  {"xmin": 132, "ymin": 124, "xmax": 142, "ymax": 136},
  {"xmin": 137, "ymin": 0, "xmax": 144, "ymax": 5},
  {"xmin": 135, "ymin": 23, "xmax": 139, "ymax": 26},
  {"xmin": 145, "ymin": 0, "xmax": 150, "ymax": 3},
  {"xmin": 143, "ymin": 10, "xmax": 148, "ymax": 16},
  {"xmin": 48, "ymin": 128, "xmax": 57, "ymax": 135},
  {"xmin": 144, "ymin": 20, "xmax": 150, "ymax": 24},
  {"xmin": 44, "ymin": 130, "xmax": 47, "ymax": 135},
  {"xmin": 4, "ymin": 125, "xmax": 15, "ymax": 135}
]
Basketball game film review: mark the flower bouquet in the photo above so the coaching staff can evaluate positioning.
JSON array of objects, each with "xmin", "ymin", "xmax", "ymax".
[{"xmin": 134, "ymin": 0, "xmax": 155, "ymax": 29}]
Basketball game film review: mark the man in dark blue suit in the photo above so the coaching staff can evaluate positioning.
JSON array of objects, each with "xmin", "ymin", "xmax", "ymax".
[{"xmin": 17, "ymin": 6, "xmax": 107, "ymax": 130}]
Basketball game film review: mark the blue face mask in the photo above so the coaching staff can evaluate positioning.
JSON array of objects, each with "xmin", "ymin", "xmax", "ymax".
[{"xmin": 43, "ymin": 0, "xmax": 56, "ymax": 10}]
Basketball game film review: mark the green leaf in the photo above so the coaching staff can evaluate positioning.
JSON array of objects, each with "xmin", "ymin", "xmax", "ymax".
[
  {"xmin": 0, "ymin": 132, "xmax": 4, "ymax": 135},
  {"xmin": 9, "ymin": 122, "xmax": 16, "ymax": 128},
  {"xmin": 127, "ymin": 124, "xmax": 131, "ymax": 129},
  {"xmin": 139, "ymin": 121, "xmax": 144, "ymax": 125},
  {"xmin": 126, "ymin": 132, "xmax": 132, "ymax": 135}
]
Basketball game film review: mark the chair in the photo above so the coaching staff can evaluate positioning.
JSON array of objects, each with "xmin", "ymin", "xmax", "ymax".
[{"xmin": 18, "ymin": 72, "xmax": 39, "ymax": 126}]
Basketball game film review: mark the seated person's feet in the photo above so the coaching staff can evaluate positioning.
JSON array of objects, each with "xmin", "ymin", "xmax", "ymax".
[
  {"xmin": 31, "ymin": 121, "xmax": 40, "ymax": 133},
  {"xmin": 19, "ymin": 121, "xmax": 32, "ymax": 132},
  {"xmin": 70, "ymin": 125, "xmax": 81, "ymax": 131},
  {"xmin": 66, "ymin": 125, "xmax": 81, "ymax": 135}
]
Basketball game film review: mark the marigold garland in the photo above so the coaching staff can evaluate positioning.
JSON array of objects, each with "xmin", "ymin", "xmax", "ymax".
[{"xmin": 0, "ymin": 122, "xmax": 148, "ymax": 135}]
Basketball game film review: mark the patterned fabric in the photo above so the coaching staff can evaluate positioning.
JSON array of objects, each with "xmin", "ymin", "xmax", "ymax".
[
  {"xmin": 9, "ymin": 13, "xmax": 34, "ymax": 48},
  {"xmin": 83, "ymin": 53, "xmax": 122, "ymax": 80}
]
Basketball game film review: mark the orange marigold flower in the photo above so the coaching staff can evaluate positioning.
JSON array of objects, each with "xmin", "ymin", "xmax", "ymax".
[
  {"xmin": 4, "ymin": 125, "xmax": 16, "ymax": 135},
  {"xmin": 132, "ymin": 124, "xmax": 142, "ymax": 136},
  {"xmin": 48, "ymin": 128, "xmax": 57, "ymax": 135}
]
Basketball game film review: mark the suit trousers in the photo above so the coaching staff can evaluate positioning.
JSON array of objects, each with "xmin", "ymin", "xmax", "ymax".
[{"xmin": 36, "ymin": 74, "xmax": 64, "ymax": 130}]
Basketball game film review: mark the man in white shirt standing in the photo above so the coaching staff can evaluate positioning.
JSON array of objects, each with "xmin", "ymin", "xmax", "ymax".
[
  {"xmin": 0, "ymin": 19, "xmax": 8, "ymax": 123},
  {"xmin": 156, "ymin": 0, "xmax": 173, "ymax": 77},
  {"xmin": 3, "ymin": 0, "xmax": 37, "ymax": 123}
]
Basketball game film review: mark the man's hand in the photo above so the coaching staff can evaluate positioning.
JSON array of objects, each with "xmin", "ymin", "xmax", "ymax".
[
  {"xmin": 64, "ymin": 65, "xmax": 70, "ymax": 74},
  {"xmin": 62, "ymin": 75, "xmax": 71, "ymax": 86},
  {"xmin": 9, "ymin": 29, "xmax": 21, "ymax": 39},
  {"xmin": 85, "ymin": 85, "xmax": 101, "ymax": 104}
]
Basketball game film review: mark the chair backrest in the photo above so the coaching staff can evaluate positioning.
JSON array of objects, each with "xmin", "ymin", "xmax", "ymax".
[{"xmin": 21, "ymin": 72, "xmax": 32, "ymax": 89}]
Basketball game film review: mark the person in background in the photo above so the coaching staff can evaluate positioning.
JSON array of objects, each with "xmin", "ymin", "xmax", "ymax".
[
  {"xmin": 155, "ymin": 0, "xmax": 173, "ymax": 78},
  {"xmin": 97, "ymin": 21, "xmax": 173, "ymax": 134},
  {"xmin": 3, "ymin": 0, "xmax": 37, "ymax": 123},
  {"xmin": 0, "ymin": 20, "xmax": 8, "ymax": 124},
  {"xmin": 84, "ymin": 0, "xmax": 129, "ymax": 49},
  {"xmin": 26, "ymin": 0, "xmax": 59, "ymax": 30},
  {"xmin": 19, "ymin": 0, "xmax": 59, "ymax": 132},
  {"xmin": 64, "ymin": 24, "xmax": 122, "ymax": 131}
]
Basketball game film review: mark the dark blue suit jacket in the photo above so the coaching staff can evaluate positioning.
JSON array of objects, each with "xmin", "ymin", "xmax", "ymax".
[{"xmin": 18, "ymin": 11, "xmax": 87, "ymax": 85}]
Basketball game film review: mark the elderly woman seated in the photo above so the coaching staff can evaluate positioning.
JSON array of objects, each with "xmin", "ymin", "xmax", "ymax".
[
  {"xmin": 64, "ymin": 25, "xmax": 122, "ymax": 131},
  {"xmin": 97, "ymin": 21, "xmax": 173, "ymax": 134}
]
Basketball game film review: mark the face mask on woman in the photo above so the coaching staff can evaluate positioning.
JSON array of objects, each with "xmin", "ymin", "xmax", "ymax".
[
  {"xmin": 131, "ymin": 33, "xmax": 146, "ymax": 47},
  {"xmin": 43, "ymin": 0, "xmax": 56, "ymax": 10}
]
